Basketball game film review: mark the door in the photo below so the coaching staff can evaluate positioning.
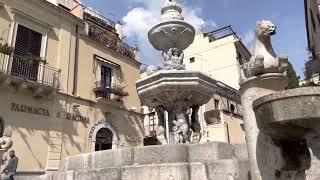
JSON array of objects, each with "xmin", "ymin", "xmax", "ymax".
[
  {"xmin": 11, "ymin": 25, "xmax": 42, "ymax": 81},
  {"xmin": 95, "ymin": 128, "xmax": 113, "ymax": 151},
  {"xmin": 101, "ymin": 65, "xmax": 112, "ymax": 86},
  {"xmin": 100, "ymin": 65, "xmax": 112, "ymax": 98}
]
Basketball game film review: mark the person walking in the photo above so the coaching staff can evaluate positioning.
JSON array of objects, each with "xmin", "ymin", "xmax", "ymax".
[{"xmin": 1, "ymin": 150, "xmax": 18, "ymax": 180}]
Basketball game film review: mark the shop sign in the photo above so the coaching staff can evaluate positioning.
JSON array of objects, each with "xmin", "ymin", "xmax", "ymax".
[
  {"xmin": 89, "ymin": 120, "xmax": 109, "ymax": 139},
  {"xmin": 10, "ymin": 103, "xmax": 50, "ymax": 117},
  {"xmin": 66, "ymin": 113, "xmax": 90, "ymax": 123}
]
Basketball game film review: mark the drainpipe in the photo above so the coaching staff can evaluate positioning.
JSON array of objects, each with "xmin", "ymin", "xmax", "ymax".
[{"xmin": 72, "ymin": 25, "xmax": 79, "ymax": 95}]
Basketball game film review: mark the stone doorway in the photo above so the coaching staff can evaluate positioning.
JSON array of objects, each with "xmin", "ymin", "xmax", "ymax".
[{"xmin": 95, "ymin": 128, "xmax": 113, "ymax": 151}]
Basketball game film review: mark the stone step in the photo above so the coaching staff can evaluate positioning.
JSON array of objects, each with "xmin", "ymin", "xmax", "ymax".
[
  {"xmin": 36, "ymin": 159, "xmax": 249, "ymax": 180},
  {"xmin": 61, "ymin": 142, "xmax": 236, "ymax": 172}
]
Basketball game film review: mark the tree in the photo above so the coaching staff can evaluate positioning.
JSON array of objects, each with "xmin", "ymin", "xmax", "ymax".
[
  {"xmin": 286, "ymin": 62, "xmax": 300, "ymax": 89},
  {"xmin": 304, "ymin": 58, "xmax": 320, "ymax": 79}
]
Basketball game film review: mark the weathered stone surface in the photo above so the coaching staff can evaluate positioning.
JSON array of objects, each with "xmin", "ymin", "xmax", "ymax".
[
  {"xmin": 253, "ymin": 87, "xmax": 320, "ymax": 139},
  {"xmin": 233, "ymin": 144, "xmax": 249, "ymax": 160},
  {"xmin": 133, "ymin": 144, "xmax": 188, "ymax": 165},
  {"xmin": 122, "ymin": 163, "xmax": 189, "ymax": 180},
  {"xmin": 188, "ymin": 142, "xmax": 234, "ymax": 163},
  {"xmin": 73, "ymin": 168, "xmax": 121, "ymax": 180},
  {"xmin": 27, "ymin": 143, "xmax": 252, "ymax": 180},
  {"xmin": 65, "ymin": 153, "xmax": 92, "ymax": 171},
  {"xmin": 91, "ymin": 148, "xmax": 133, "ymax": 169},
  {"xmin": 207, "ymin": 159, "xmax": 240, "ymax": 180},
  {"xmin": 136, "ymin": 71, "xmax": 218, "ymax": 108},
  {"xmin": 189, "ymin": 162, "xmax": 208, "ymax": 180}
]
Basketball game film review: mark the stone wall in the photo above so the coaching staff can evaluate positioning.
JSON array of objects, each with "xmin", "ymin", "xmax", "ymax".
[{"xmin": 21, "ymin": 142, "xmax": 250, "ymax": 180}]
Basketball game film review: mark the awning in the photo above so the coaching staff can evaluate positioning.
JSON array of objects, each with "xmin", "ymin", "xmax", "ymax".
[{"xmin": 94, "ymin": 54, "xmax": 121, "ymax": 68}]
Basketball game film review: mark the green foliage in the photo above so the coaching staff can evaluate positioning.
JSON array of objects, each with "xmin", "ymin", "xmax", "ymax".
[
  {"xmin": 0, "ymin": 43, "xmax": 14, "ymax": 55},
  {"xmin": 304, "ymin": 58, "xmax": 320, "ymax": 79},
  {"xmin": 286, "ymin": 62, "xmax": 300, "ymax": 89}
]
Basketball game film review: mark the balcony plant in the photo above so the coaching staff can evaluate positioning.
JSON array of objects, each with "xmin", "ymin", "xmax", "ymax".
[{"xmin": 0, "ymin": 43, "xmax": 14, "ymax": 55}]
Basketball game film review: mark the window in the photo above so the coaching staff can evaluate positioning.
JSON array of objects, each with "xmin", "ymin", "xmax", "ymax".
[
  {"xmin": 101, "ymin": 65, "xmax": 112, "ymax": 86},
  {"xmin": 230, "ymin": 104, "xmax": 236, "ymax": 115},
  {"xmin": 11, "ymin": 25, "xmax": 42, "ymax": 81},
  {"xmin": 148, "ymin": 112, "xmax": 157, "ymax": 136},
  {"xmin": 214, "ymin": 99, "xmax": 220, "ymax": 110},
  {"xmin": 95, "ymin": 128, "xmax": 113, "ymax": 151},
  {"xmin": 189, "ymin": 57, "xmax": 195, "ymax": 63},
  {"xmin": 204, "ymin": 110, "xmax": 221, "ymax": 125}
]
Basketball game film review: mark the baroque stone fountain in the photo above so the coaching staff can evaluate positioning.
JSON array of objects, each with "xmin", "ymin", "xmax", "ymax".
[{"xmin": 137, "ymin": 0, "xmax": 217, "ymax": 144}]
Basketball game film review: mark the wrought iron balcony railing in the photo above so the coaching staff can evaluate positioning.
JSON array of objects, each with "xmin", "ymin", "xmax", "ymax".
[
  {"xmin": 87, "ymin": 23, "xmax": 136, "ymax": 60},
  {"xmin": 83, "ymin": 7, "xmax": 116, "ymax": 31},
  {"xmin": 82, "ymin": 6, "xmax": 136, "ymax": 60},
  {"xmin": 204, "ymin": 109, "xmax": 221, "ymax": 125},
  {"xmin": 93, "ymin": 81, "xmax": 128, "ymax": 103},
  {"xmin": 0, "ymin": 54, "xmax": 61, "ymax": 89}
]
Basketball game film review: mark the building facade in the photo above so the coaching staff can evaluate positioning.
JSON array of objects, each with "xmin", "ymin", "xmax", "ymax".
[
  {"xmin": 305, "ymin": 0, "xmax": 320, "ymax": 61},
  {"xmin": 0, "ymin": 0, "xmax": 144, "ymax": 176},
  {"xmin": 142, "ymin": 26, "xmax": 250, "ymax": 146}
]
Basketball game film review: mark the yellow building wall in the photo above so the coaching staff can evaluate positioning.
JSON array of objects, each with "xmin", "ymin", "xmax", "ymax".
[
  {"xmin": 0, "ymin": 0, "xmax": 144, "ymax": 173},
  {"xmin": 77, "ymin": 37, "xmax": 141, "ymax": 109},
  {"xmin": 184, "ymin": 33, "xmax": 241, "ymax": 90}
]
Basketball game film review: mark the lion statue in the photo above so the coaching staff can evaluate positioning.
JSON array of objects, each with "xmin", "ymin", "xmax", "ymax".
[{"xmin": 240, "ymin": 20, "xmax": 288, "ymax": 83}]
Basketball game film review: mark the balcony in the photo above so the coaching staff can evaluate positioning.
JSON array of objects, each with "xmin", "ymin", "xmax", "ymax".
[
  {"xmin": 93, "ymin": 81, "xmax": 128, "ymax": 104},
  {"xmin": 83, "ymin": 8, "xmax": 136, "ymax": 60},
  {"xmin": 204, "ymin": 110, "xmax": 221, "ymax": 125},
  {"xmin": 0, "ymin": 54, "xmax": 61, "ymax": 97}
]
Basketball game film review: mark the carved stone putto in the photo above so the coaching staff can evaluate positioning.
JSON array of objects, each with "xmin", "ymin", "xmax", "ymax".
[
  {"xmin": 148, "ymin": 0, "xmax": 195, "ymax": 70},
  {"xmin": 240, "ymin": 20, "xmax": 289, "ymax": 84}
]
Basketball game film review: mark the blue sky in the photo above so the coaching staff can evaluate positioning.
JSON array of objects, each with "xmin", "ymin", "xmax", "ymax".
[{"xmin": 82, "ymin": 0, "xmax": 308, "ymax": 77}]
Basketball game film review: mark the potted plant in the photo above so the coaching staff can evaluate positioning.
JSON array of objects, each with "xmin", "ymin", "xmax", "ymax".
[{"xmin": 0, "ymin": 43, "xmax": 14, "ymax": 55}]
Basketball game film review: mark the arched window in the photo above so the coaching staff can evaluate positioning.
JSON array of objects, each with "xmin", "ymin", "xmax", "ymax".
[{"xmin": 95, "ymin": 128, "xmax": 113, "ymax": 151}]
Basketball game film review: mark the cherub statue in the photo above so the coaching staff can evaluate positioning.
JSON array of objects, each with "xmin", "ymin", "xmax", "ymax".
[
  {"xmin": 0, "ymin": 129, "xmax": 13, "ymax": 151},
  {"xmin": 162, "ymin": 48, "xmax": 186, "ymax": 70},
  {"xmin": 173, "ymin": 114, "xmax": 189, "ymax": 143},
  {"xmin": 172, "ymin": 125, "xmax": 183, "ymax": 144}
]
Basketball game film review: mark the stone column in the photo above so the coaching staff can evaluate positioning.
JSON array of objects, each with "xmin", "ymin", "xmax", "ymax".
[{"xmin": 239, "ymin": 73, "xmax": 287, "ymax": 180}]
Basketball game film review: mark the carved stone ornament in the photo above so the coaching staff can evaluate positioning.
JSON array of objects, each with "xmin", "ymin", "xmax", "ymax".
[
  {"xmin": 0, "ymin": 128, "xmax": 13, "ymax": 151},
  {"xmin": 240, "ymin": 20, "xmax": 289, "ymax": 84},
  {"xmin": 148, "ymin": 0, "xmax": 195, "ymax": 70}
]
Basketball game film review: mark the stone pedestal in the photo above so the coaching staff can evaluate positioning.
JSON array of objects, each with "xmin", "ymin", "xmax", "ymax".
[
  {"xmin": 239, "ymin": 73, "xmax": 287, "ymax": 180},
  {"xmin": 31, "ymin": 142, "xmax": 250, "ymax": 180}
]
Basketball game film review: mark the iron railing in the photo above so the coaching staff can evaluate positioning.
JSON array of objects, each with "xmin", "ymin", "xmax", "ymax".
[
  {"xmin": 82, "ymin": 6, "xmax": 136, "ymax": 60},
  {"xmin": 204, "ymin": 25, "xmax": 239, "ymax": 42},
  {"xmin": 204, "ymin": 110, "xmax": 221, "ymax": 125},
  {"xmin": 0, "ymin": 54, "xmax": 61, "ymax": 89},
  {"xmin": 83, "ymin": 7, "xmax": 116, "ymax": 30},
  {"xmin": 87, "ymin": 22, "xmax": 136, "ymax": 60},
  {"xmin": 93, "ymin": 81, "xmax": 128, "ymax": 103}
]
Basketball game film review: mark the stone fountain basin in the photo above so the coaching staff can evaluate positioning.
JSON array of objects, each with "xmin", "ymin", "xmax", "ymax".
[
  {"xmin": 136, "ymin": 70, "xmax": 217, "ymax": 108},
  {"xmin": 148, "ymin": 21, "xmax": 195, "ymax": 51},
  {"xmin": 253, "ymin": 87, "xmax": 320, "ymax": 139}
]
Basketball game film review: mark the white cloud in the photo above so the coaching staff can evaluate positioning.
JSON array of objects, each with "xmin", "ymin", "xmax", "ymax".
[{"xmin": 122, "ymin": 0, "xmax": 216, "ymax": 65}]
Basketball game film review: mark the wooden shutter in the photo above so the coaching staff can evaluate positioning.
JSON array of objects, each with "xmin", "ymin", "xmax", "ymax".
[
  {"xmin": 14, "ymin": 25, "xmax": 42, "ymax": 56},
  {"xmin": 12, "ymin": 25, "xmax": 42, "ymax": 81}
]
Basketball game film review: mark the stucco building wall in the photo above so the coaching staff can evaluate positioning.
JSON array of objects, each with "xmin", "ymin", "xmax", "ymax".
[{"xmin": 0, "ymin": 0, "xmax": 144, "ymax": 174}]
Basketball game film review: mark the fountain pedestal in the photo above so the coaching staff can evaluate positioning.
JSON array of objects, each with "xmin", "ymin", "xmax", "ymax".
[
  {"xmin": 239, "ymin": 73, "xmax": 288, "ymax": 180},
  {"xmin": 137, "ymin": 71, "xmax": 217, "ymax": 144}
]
